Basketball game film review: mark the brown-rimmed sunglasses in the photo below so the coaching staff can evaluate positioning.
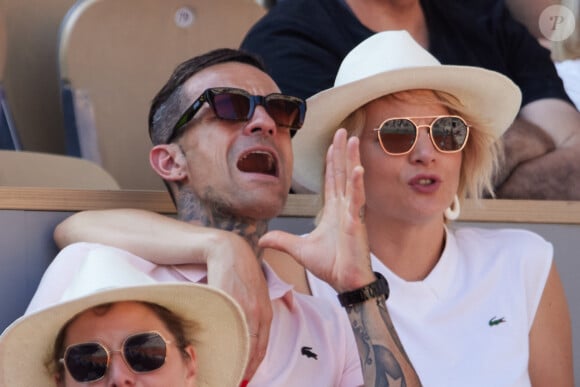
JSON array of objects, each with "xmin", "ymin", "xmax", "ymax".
[{"xmin": 374, "ymin": 115, "xmax": 470, "ymax": 155}]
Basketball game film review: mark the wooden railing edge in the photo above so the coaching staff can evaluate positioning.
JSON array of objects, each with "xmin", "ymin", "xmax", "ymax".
[{"xmin": 0, "ymin": 187, "xmax": 579, "ymax": 224}]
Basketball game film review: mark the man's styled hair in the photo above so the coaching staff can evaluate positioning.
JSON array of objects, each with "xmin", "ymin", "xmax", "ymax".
[{"xmin": 148, "ymin": 48, "xmax": 266, "ymax": 145}]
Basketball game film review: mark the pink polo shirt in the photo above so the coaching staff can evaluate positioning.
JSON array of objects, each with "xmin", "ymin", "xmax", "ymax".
[{"xmin": 27, "ymin": 243, "xmax": 363, "ymax": 387}]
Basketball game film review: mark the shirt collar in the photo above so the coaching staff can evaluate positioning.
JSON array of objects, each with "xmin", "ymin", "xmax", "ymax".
[
  {"xmin": 171, "ymin": 261, "xmax": 296, "ymax": 308},
  {"xmin": 262, "ymin": 261, "xmax": 295, "ymax": 308}
]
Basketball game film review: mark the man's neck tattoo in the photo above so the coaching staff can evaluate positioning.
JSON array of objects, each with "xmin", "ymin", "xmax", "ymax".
[{"xmin": 175, "ymin": 187, "xmax": 268, "ymax": 258}]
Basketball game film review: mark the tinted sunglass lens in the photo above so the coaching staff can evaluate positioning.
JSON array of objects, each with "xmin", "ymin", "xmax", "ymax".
[
  {"xmin": 124, "ymin": 332, "xmax": 167, "ymax": 373},
  {"xmin": 432, "ymin": 117, "xmax": 468, "ymax": 151},
  {"xmin": 379, "ymin": 119, "xmax": 417, "ymax": 154},
  {"xmin": 212, "ymin": 92, "xmax": 251, "ymax": 120},
  {"xmin": 65, "ymin": 343, "xmax": 108, "ymax": 382},
  {"xmin": 265, "ymin": 96, "xmax": 304, "ymax": 129}
]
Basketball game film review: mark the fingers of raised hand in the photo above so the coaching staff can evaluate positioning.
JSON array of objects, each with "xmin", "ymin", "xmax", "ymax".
[
  {"xmin": 325, "ymin": 129, "xmax": 365, "ymax": 219},
  {"xmin": 333, "ymin": 129, "xmax": 349, "ymax": 194},
  {"xmin": 345, "ymin": 135, "xmax": 365, "ymax": 215}
]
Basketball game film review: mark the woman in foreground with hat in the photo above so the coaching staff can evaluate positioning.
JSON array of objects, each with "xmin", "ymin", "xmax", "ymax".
[
  {"xmin": 0, "ymin": 247, "xmax": 249, "ymax": 387},
  {"xmin": 260, "ymin": 30, "xmax": 573, "ymax": 386}
]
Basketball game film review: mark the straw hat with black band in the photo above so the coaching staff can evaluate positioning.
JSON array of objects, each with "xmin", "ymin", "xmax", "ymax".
[
  {"xmin": 0, "ymin": 247, "xmax": 249, "ymax": 387},
  {"xmin": 292, "ymin": 30, "xmax": 522, "ymax": 194}
]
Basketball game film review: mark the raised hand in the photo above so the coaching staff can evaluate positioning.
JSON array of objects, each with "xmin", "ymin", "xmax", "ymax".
[{"xmin": 260, "ymin": 128, "xmax": 375, "ymax": 292}]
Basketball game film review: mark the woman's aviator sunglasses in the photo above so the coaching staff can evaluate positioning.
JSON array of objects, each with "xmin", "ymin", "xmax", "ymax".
[
  {"xmin": 167, "ymin": 87, "xmax": 307, "ymax": 143},
  {"xmin": 374, "ymin": 115, "xmax": 470, "ymax": 155},
  {"xmin": 60, "ymin": 331, "xmax": 172, "ymax": 383}
]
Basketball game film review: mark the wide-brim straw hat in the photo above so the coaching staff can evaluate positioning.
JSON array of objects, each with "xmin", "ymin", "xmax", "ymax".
[
  {"xmin": 292, "ymin": 30, "xmax": 522, "ymax": 193},
  {"xmin": 0, "ymin": 247, "xmax": 249, "ymax": 387}
]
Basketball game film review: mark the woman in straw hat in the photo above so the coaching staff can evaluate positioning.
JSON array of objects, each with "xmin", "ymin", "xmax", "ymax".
[
  {"xmin": 0, "ymin": 247, "xmax": 249, "ymax": 387},
  {"xmin": 259, "ymin": 30, "xmax": 573, "ymax": 386}
]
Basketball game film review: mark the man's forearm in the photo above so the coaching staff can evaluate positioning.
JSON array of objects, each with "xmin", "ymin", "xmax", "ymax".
[
  {"xmin": 496, "ymin": 147, "xmax": 580, "ymax": 200},
  {"xmin": 495, "ymin": 117, "xmax": 555, "ymax": 188}
]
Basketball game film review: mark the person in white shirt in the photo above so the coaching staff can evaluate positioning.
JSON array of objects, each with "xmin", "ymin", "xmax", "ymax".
[{"xmin": 262, "ymin": 30, "xmax": 573, "ymax": 386}]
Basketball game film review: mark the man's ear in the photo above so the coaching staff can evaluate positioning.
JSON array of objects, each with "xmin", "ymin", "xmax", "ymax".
[{"xmin": 150, "ymin": 144, "xmax": 188, "ymax": 182}]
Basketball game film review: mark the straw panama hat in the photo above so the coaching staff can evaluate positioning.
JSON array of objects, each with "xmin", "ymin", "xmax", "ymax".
[
  {"xmin": 0, "ymin": 247, "xmax": 249, "ymax": 387},
  {"xmin": 292, "ymin": 30, "xmax": 522, "ymax": 193}
]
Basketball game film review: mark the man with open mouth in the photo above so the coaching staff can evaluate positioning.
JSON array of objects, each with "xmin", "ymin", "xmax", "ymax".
[{"xmin": 45, "ymin": 48, "xmax": 420, "ymax": 387}]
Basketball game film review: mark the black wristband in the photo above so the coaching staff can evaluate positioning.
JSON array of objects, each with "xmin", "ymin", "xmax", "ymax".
[{"xmin": 337, "ymin": 272, "xmax": 389, "ymax": 307}]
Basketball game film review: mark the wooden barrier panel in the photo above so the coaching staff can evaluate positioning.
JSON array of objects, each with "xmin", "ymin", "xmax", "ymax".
[
  {"xmin": 0, "ymin": 188, "xmax": 578, "ymax": 379},
  {"xmin": 1, "ymin": 187, "xmax": 580, "ymax": 223}
]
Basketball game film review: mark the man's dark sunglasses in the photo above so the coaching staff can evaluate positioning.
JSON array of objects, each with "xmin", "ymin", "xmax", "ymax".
[{"xmin": 166, "ymin": 87, "xmax": 307, "ymax": 143}]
